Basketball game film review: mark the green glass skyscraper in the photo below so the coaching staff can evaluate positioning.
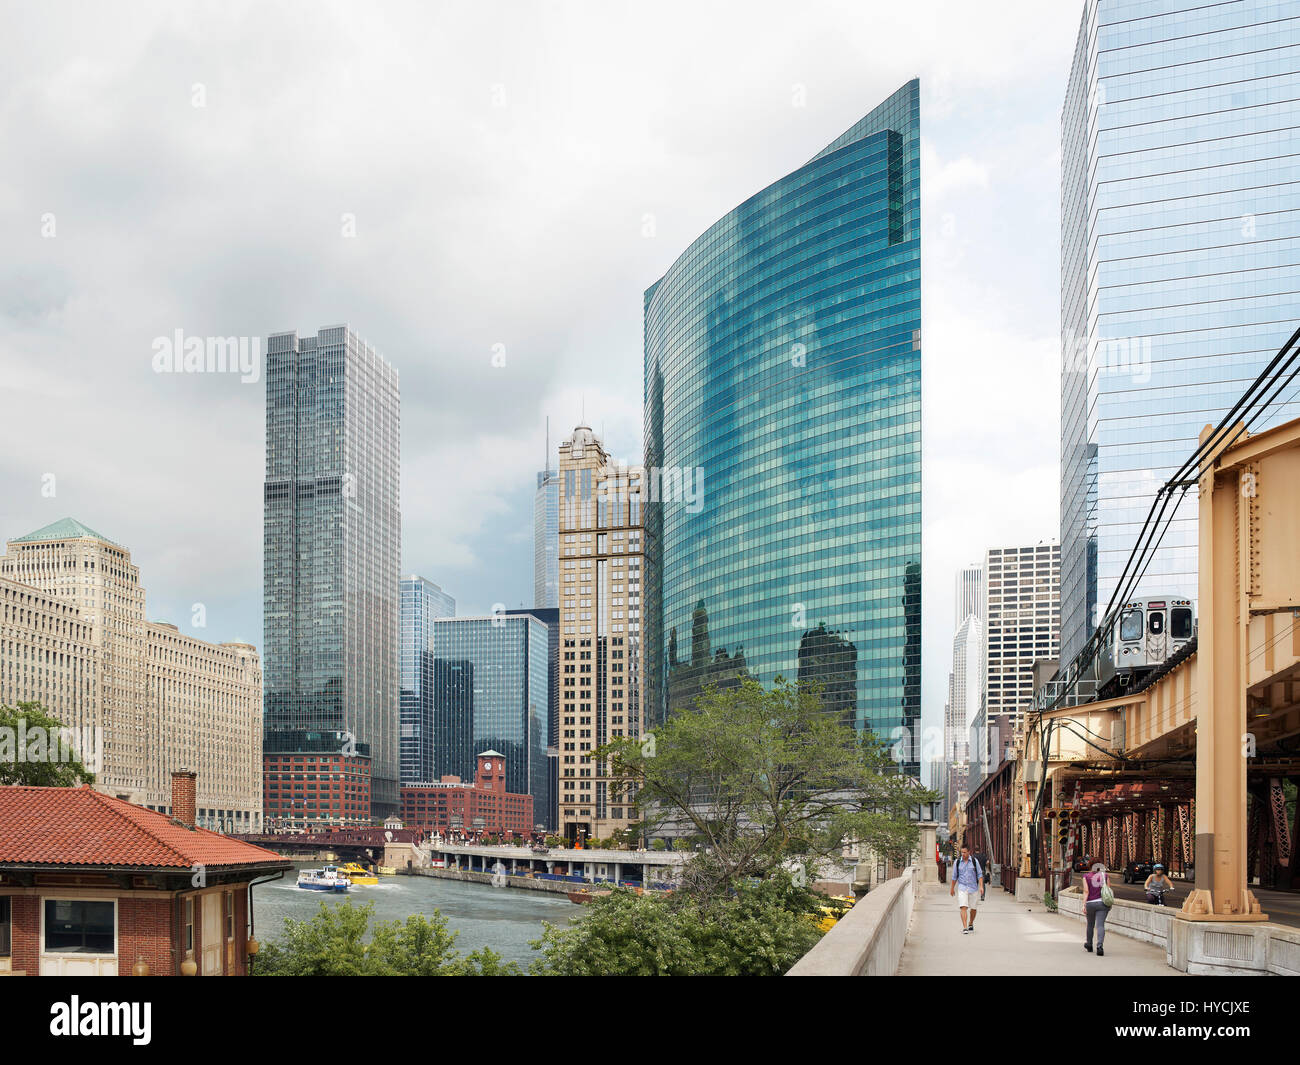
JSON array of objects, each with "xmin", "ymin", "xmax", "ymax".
[{"xmin": 644, "ymin": 81, "xmax": 922, "ymax": 772}]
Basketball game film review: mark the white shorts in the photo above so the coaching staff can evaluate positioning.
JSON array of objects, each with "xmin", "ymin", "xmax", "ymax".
[{"xmin": 956, "ymin": 888, "xmax": 978, "ymax": 908}]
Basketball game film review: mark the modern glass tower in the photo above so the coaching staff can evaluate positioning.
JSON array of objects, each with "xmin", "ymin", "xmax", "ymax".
[
  {"xmin": 1059, "ymin": 1, "xmax": 1300, "ymax": 661},
  {"xmin": 399, "ymin": 576, "xmax": 456, "ymax": 785},
  {"xmin": 534, "ymin": 468, "xmax": 560, "ymax": 608},
  {"xmin": 429, "ymin": 615, "xmax": 551, "ymax": 824},
  {"xmin": 644, "ymin": 80, "xmax": 922, "ymax": 771},
  {"xmin": 263, "ymin": 325, "xmax": 401, "ymax": 818}
]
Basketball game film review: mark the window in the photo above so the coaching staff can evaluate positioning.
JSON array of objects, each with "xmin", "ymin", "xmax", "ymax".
[
  {"xmin": 0, "ymin": 897, "xmax": 9, "ymax": 957},
  {"xmin": 185, "ymin": 897, "xmax": 194, "ymax": 954},
  {"xmin": 44, "ymin": 899, "xmax": 114, "ymax": 954},
  {"xmin": 1147, "ymin": 610, "xmax": 1164, "ymax": 637},
  {"xmin": 225, "ymin": 892, "xmax": 235, "ymax": 940},
  {"xmin": 1171, "ymin": 608, "xmax": 1193, "ymax": 640},
  {"xmin": 1120, "ymin": 609, "xmax": 1143, "ymax": 642}
]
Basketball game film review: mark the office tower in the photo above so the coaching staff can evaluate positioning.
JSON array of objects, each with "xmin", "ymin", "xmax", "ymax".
[
  {"xmin": 428, "ymin": 614, "xmax": 550, "ymax": 827},
  {"xmin": 955, "ymin": 564, "xmax": 982, "ymax": 627},
  {"xmin": 535, "ymin": 468, "xmax": 560, "ymax": 609},
  {"xmin": 506, "ymin": 606, "xmax": 559, "ymax": 830},
  {"xmin": 399, "ymin": 576, "xmax": 456, "ymax": 786},
  {"xmin": 263, "ymin": 325, "xmax": 401, "ymax": 821},
  {"xmin": 982, "ymin": 544, "xmax": 1060, "ymax": 738},
  {"xmin": 1059, "ymin": 2, "xmax": 1300, "ymax": 662},
  {"xmin": 945, "ymin": 613, "xmax": 982, "ymax": 803},
  {"xmin": 0, "ymin": 519, "xmax": 263, "ymax": 830},
  {"xmin": 555, "ymin": 425, "xmax": 646, "ymax": 842},
  {"xmin": 644, "ymin": 81, "xmax": 922, "ymax": 769}
]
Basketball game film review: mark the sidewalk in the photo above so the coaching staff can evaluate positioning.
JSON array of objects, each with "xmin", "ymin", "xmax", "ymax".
[{"xmin": 896, "ymin": 882, "xmax": 1184, "ymax": 975}]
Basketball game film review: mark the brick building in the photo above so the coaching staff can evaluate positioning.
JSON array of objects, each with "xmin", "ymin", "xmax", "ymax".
[
  {"xmin": 262, "ymin": 735, "xmax": 373, "ymax": 830},
  {"xmin": 400, "ymin": 751, "xmax": 534, "ymax": 839},
  {"xmin": 0, "ymin": 772, "xmax": 290, "ymax": 976}
]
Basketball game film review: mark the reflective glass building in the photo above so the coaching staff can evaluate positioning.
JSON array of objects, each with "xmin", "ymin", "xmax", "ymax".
[
  {"xmin": 644, "ymin": 81, "xmax": 922, "ymax": 770},
  {"xmin": 399, "ymin": 575, "xmax": 456, "ymax": 785},
  {"xmin": 263, "ymin": 325, "xmax": 401, "ymax": 817},
  {"xmin": 534, "ymin": 468, "xmax": 560, "ymax": 608},
  {"xmin": 428, "ymin": 615, "xmax": 551, "ymax": 825},
  {"xmin": 1059, "ymin": 1, "xmax": 1300, "ymax": 661}
]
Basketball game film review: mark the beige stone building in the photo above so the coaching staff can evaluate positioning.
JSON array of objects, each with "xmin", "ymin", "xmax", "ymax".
[
  {"xmin": 556, "ymin": 426, "xmax": 646, "ymax": 843},
  {"xmin": 0, "ymin": 576, "xmax": 101, "ymax": 750},
  {"xmin": 0, "ymin": 518, "xmax": 262, "ymax": 830}
]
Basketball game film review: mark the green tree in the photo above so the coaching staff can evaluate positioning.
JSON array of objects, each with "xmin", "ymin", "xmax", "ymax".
[
  {"xmin": 600, "ymin": 678, "xmax": 936, "ymax": 898},
  {"xmin": 530, "ymin": 875, "xmax": 822, "ymax": 977},
  {"xmin": 255, "ymin": 900, "xmax": 519, "ymax": 976},
  {"xmin": 0, "ymin": 702, "xmax": 95, "ymax": 786}
]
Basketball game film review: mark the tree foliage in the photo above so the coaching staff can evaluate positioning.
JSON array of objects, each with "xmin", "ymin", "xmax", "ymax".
[
  {"xmin": 601, "ymin": 677, "xmax": 936, "ymax": 897},
  {"xmin": 530, "ymin": 876, "xmax": 823, "ymax": 977},
  {"xmin": 0, "ymin": 702, "xmax": 95, "ymax": 787},
  {"xmin": 255, "ymin": 900, "xmax": 520, "ymax": 976}
]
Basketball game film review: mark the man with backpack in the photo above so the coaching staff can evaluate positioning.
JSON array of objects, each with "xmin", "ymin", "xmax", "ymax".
[{"xmin": 949, "ymin": 843, "xmax": 984, "ymax": 934}]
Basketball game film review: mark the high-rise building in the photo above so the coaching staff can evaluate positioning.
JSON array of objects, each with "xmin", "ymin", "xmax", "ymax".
[
  {"xmin": 644, "ymin": 81, "xmax": 922, "ymax": 770},
  {"xmin": 506, "ymin": 606, "xmax": 559, "ymax": 830},
  {"xmin": 945, "ymin": 613, "xmax": 982, "ymax": 800},
  {"xmin": 955, "ymin": 564, "xmax": 982, "ymax": 628},
  {"xmin": 428, "ymin": 614, "xmax": 550, "ymax": 827},
  {"xmin": 1059, "ymin": 2, "xmax": 1300, "ymax": 661},
  {"xmin": 555, "ymin": 425, "xmax": 646, "ymax": 842},
  {"xmin": 399, "ymin": 576, "xmax": 456, "ymax": 786},
  {"xmin": 534, "ymin": 468, "xmax": 560, "ymax": 609},
  {"xmin": 0, "ymin": 518, "xmax": 263, "ymax": 831},
  {"xmin": 263, "ymin": 325, "xmax": 401, "ymax": 820},
  {"xmin": 982, "ymin": 544, "xmax": 1060, "ymax": 737}
]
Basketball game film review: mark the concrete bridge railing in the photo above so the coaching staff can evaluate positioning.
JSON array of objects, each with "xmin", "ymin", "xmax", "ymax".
[{"xmin": 786, "ymin": 866, "xmax": 917, "ymax": 976}]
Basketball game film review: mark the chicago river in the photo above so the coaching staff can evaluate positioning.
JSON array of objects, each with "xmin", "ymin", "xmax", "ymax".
[{"xmin": 252, "ymin": 864, "xmax": 580, "ymax": 966}]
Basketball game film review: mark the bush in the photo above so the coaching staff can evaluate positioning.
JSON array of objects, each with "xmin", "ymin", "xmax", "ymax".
[
  {"xmin": 530, "ymin": 875, "xmax": 824, "ymax": 976},
  {"xmin": 255, "ymin": 900, "xmax": 520, "ymax": 976}
]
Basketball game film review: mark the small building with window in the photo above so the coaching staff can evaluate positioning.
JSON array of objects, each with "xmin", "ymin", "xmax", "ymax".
[{"xmin": 0, "ymin": 771, "xmax": 291, "ymax": 976}]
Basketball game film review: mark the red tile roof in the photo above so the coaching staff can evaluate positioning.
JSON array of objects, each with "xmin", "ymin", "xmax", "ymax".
[{"xmin": 0, "ymin": 785, "xmax": 289, "ymax": 870}]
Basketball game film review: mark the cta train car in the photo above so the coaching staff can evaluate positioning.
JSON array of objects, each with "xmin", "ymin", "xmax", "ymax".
[{"xmin": 1096, "ymin": 596, "xmax": 1195, "ymax": 698}]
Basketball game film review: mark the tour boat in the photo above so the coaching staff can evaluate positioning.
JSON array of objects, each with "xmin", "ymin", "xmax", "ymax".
[
  {"xmin": 297, "ymin": 867, "xmax": 351, "ymax": 892},
  {"xmin": 339, "ymin": 861, "xmax": 379, "ymax": 885},
  {"xmin": 567, "ymin": 888, "xmax": 613, "ymax": 905}
]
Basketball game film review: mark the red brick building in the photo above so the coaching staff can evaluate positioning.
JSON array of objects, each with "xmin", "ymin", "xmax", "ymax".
[
  {"xmin": 400, "ymin": 751, "xmax": 534, "ymax": 839},
  {"xmin": 0, "ymin": 771, "xmax": 291, "ymax": 976},
  {"xmin": 262, "ymin": 749, "xmax": 372, "ymax": 828}
]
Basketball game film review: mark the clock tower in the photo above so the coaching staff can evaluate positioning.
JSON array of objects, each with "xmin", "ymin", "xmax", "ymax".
[{"xmin": 476, "ymin": 750, "xmax": 506, "ymax": 791}]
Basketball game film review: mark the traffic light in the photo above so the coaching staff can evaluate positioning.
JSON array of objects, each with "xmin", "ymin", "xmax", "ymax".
[{"xmin": 1057, "ymin": 809, "xmax": 1074, "ymax": 846}]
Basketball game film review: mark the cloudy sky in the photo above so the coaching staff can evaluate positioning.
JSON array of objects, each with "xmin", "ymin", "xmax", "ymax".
[{"xmin": 0, "ymin": 0, "xmax": 1083, "ymax": 743}]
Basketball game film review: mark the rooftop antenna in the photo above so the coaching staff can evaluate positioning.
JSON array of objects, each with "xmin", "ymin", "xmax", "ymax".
[{"xmin": 545, "ymin": 416, "xmax": 550, "ymax": 474}]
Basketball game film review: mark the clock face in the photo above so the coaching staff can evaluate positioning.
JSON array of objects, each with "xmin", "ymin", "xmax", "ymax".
[{"xmin": 483, "ymin": 761, "xmax": 492, "ymax": 770}]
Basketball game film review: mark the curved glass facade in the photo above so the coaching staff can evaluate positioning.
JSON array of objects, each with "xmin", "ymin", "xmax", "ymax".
[{"xmin": 644, "ymin": 81, "xmax": 921, "ymax": 770}]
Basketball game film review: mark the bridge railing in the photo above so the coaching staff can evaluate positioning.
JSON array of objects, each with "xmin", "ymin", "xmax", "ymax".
[{"xmin": 786, "ymin": 866, "xmax": 917, "ymax": 977}]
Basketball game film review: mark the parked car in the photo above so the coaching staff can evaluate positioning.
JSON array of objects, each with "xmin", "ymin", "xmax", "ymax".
[{"xmin": 1122, "ymin": 858, "xmax": 1155, "ymax": 883}]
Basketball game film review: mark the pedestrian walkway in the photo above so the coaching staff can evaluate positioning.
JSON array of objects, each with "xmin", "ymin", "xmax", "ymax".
[{"xmin": 896, "ymin": 882, "xmax": 1184, "ymax": 975}]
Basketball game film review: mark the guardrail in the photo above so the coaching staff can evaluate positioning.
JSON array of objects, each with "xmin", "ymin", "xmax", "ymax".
[{"xmin": 786, "ymin": 866, "xmax": 918, "ymax": 977}]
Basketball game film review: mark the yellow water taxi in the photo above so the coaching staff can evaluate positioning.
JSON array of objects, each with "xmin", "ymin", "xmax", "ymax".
[{"xmin": 339, "ymin": 861, "xmax": 379, "ymax": 885}]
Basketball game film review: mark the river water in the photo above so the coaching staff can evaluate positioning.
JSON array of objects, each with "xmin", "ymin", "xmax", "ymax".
[{"xmin": 252, "ymin": 864, "xmax": 580, "ymax": 968}]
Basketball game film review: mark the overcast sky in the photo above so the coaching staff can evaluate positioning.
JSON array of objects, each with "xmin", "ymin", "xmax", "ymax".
[{"xmin": 0, "ymin": 0, "xmax": 1083, "ymax": 744}]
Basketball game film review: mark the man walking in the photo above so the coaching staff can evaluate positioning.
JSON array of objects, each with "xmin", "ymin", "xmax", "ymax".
[{"xmin": 950, "ymin": 844, "xmax": 983, "ymax": 934}]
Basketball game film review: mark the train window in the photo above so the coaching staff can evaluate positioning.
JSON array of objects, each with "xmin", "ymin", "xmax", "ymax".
[
  {"xmin": 1120, "ymin": 609, "xmax": 1142, "ymax": 642},
  {"xmin": 1148, "ymin": 610, "xmax": 1164, "ymax": 636},
  {"xmin": 1171, "ymin": 608, "xmax": 1192, "ymax": 640}
]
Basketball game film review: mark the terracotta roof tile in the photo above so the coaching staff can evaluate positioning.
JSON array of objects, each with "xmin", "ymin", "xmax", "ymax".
[{"xmin": 0, "ymin": 785, "xmax": 289, "ymax": 869}]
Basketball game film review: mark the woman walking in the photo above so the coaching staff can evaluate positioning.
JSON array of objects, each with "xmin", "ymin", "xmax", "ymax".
[{"xmin": 1083, "ymin": 862, "xmax": 1111, "ymax": 957}]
